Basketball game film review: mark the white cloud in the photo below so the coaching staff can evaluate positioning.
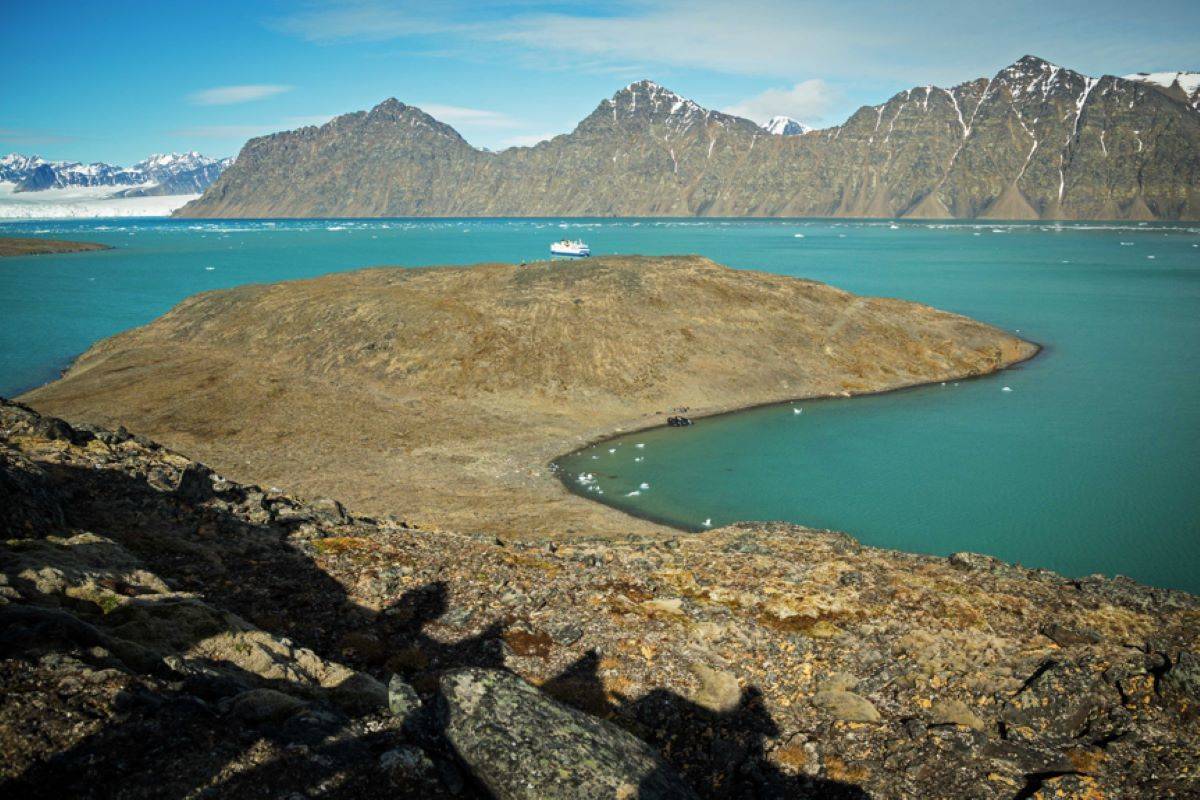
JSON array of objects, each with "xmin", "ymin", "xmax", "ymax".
[
  {"xmin": 725, "ymin": 79, "xmax": 839, "ymax": 126},
  {"xmin": 169, "ymin": 124, "xmax": 280, "ymax": 139},
  {"xmin": 271, "ymin": 1, "xmax": 458, "ymax": 42},
  {"xmin": 189, "ymin": 85, "xmax": 293, "ymax": 106},
  {"xmin": 418, "ymin": 104, "xmax": 519, "ymax": 128},
  {"xmin": 497, "ymin": 131, "xmax": 560, "ymax": 149}
]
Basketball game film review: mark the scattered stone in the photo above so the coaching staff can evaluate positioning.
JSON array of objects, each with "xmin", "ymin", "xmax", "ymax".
[
  {"xmin": 380, "ymin": 745, "xmax": 439, "ymax": 787},
  {"xmin": 1040, "ymin": 622, "xmax": 1102, "ymax": 647},
  {"xmin": 545, "ymin": 621, "xmax": 584, "ymax": 646},
  {"xmin": 388, "ymin": 673, "xmax": 421, "ymax": 723},
  {"xmin": 689, "ymin": 664, "xmax": 741, "ymax": 713},
  {"xmin": 328, "ymin": 671, "xmax": 388, "ymax": 715},
  {"xmin": 811, "ymin": 690, "xmax": 881, "ymax": 723},
  {"xmin": 929, "ymin": 698, "xmax": 986, "ymax": 731},
  {"xmin": 642, "ymin": 598, "xmax": 686, "ymax": 617},
  {"xmin": 1164, "ymin": 650, "xmax": 1200, "ymax": 701},
  {"xmin": 173, "ymin": 465, "xmax": 213, "ymax": 505},
  {"xmin": 221, "ymin": 688, "xmax": 307, "ymax": 723}
]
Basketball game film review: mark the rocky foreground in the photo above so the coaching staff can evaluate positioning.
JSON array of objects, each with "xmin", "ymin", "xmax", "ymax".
[
  {"xmin": 3, "ymin": 399, "xmax": 1198, "ymax": 798},
  {"xmin": 20, "ymin": 255, "xmax": 1037, "ymax": 539}
]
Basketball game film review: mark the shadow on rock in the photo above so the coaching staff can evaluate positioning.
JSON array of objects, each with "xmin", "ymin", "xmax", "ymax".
[
  {"xmin": 1, "ymin": 403, "xmax": 870, "ymax": 798},
  {"xmin": 543, "ymin": 651, "xmax": 870, "ymax": 800}
]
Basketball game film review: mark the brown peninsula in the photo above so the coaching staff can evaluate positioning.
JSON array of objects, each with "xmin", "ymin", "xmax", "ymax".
[
  {"xmin": 21, "ymin": 255, "xmax": 1036, "ymax": 537},
  {"xmin": 0, "ymin": 236, "xmax": 110, "ymax": 257}
]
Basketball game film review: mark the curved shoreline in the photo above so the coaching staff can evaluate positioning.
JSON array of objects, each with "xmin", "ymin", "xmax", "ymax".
[{"xmin": 549, "ymin": 339, "xmax": 1044, "ymax": 534}]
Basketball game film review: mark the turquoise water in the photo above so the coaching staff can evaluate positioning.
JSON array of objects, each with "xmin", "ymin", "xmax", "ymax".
[{"xmin": 3, "ymin": 218, "xmax": 1199, "ymax": 591}]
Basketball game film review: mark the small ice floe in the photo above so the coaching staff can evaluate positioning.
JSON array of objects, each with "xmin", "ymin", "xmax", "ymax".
[
  {"xmin": 889, "ymin": 224, "xmax": 900, "ymax": 230},
  {"xmin": 792, "ymin": 407, "xmax": 803, "ymax": 415},
  {"xmin": 576, "ymin": 472, "xmax": 597, "ymax": 486},
  {"xmin": 794, "ymin": 233, "xmax": 805, "ymax": 238},
  {"xmin": 205, "ymin": 266, "xmax": 215, "ymax": 271},
  {"xmin": 1120, "ymin": 242, "xmax": 1134, "ymax": 246},
  {"xmin": 702, "ymin": 518, "xmax": 713, "ymax": 528},
  {"xmin": 639, "ymin": 482, "xmax": 650, "ymax": 490},
  {"xmin": 973, "ymin": 232, "xmax": 982, "ymax": 236},
  {"xmin": 590, "ymin": 455, "xmax": 599, "ymax": 460},
  {"xmin": 608, "ymin": 447, "xmax": 616, "ymax": 454},
  {"xmin": 1147, "ymin": 255, "xmax": 1156, "ymax": 259},
  {"xmin": 838, "ymin": 233, "xmax": 847, "ymax": 238},
  {"xmin": 635, "ymin": 443, "xmax": 645, "ymax": 449},
  {"xmin": 1002, "ymin": 386, "xmax": 1013, "ymax": 392},
  {"xmin": 625, "ymin": 490, "xmax": 641, "ymax": 497},
  {"xmin": 1061, "ymin": 260, "xmax": 1070, "ymax": 264},
  {"xmin": 634, "ymin": 456, "xmax": 644, "ymax": 463}
]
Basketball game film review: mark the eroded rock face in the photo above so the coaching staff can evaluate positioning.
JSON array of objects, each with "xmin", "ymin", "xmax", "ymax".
[{"xmin": 440, "ymin": 668, "xmax": 697, "ymax": 800}]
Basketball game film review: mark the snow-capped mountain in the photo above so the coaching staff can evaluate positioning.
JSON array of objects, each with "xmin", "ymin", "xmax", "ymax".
[
  {"xmin": 762, "ymin": 116, "xmax": 812, "ymax": 135},
  {"xmin": 0, "ymin": 151, "xmax": 232, "ymax": 195},
  {"xmin": 1123, "ymin": 71, "xmax": 1200, "ymax": 111}
]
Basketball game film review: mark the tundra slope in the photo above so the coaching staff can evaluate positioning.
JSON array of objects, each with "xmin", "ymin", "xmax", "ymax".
[
  {"xmin": 21, "ymin": 255, "xmax": 1037, "ymax": 538},
  {"xmin": 178, "ymin": 56, "xmax": 1200, "ymax": 220},
  {"xmin": 2, "ymin": 399, "xmax": 1198, "ymax": 798}
]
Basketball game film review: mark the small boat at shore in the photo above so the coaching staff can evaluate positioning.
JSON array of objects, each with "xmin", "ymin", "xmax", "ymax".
[{"xmin": 550, "ymin": 239, "xmax": 590, "ymax": 257}]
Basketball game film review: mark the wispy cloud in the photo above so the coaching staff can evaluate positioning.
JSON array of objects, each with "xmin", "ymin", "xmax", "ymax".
[
  {"xmin": 725, "ymin": 79, "xmax": 840, "ymax": 126},
  {"xmin": 188, "ymin": 85, "xmax": 293, "ymax": 106},
  {"xmin": 168, "ymin": 124, "xmax": 283, "ymax": 139},
  {"xmin": 270, "ymin": 1, "xmax": 458, "ymax": 42},
  {"xmin": 269, "ymin": 1, "xmax": 1200, "ymax": 87},
  {"xmin": 167, "ymin": 113, "xmax": 341, "ymax": 142},
  {"xmin": 419, "ymin": 104, "xmax": 519, "ymax": 128},
  {"xmin": 0, "ymin": 128, "xmax": 76, "ymax": 146}
]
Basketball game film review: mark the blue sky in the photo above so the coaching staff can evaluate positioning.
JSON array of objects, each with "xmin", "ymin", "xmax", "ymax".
[{"xmin": 3, "ymin": 0, "xmax": 1196, "ymax": 165}]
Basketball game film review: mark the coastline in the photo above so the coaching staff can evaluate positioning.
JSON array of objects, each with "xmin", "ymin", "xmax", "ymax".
[
  {"xmin": 18, "ymin": 255, "xmax": 1044, "ymax": 541},
  {"xmin": 549, "ymin": 340, "xmax": 1045, "ymax": 534}
]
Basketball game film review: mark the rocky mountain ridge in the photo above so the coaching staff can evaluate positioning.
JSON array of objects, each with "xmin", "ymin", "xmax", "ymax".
[
  {"xmin": 1, "ymin": 151, "xmax": 232, "ymax": 196},
  {"xmin": 178, "ymin": 56, "xmax": 1200, "ymax": 220}
]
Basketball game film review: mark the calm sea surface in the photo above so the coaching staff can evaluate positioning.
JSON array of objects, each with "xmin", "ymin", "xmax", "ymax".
[{"xmin": 2, "ymin": 217, "xmax": 1198, "ymax": 591}]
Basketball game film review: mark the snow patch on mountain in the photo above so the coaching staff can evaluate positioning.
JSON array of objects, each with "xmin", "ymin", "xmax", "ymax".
[
  {"xmin": 763, "ymin": 116, "xmax": 812, "ymax": 135},
  {"xmin": 1123, "ymin": 71, "xmax": 1200, "ymax": 109}
]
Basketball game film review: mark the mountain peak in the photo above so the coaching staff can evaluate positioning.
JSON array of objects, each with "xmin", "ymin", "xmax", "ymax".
[
  {"xmin": 370, "ymin": 97, "xmax": 410, "ymax": 115},
  {"xmin": 609, "ymin": 80, "xmax": 702, "ymax": 115}
]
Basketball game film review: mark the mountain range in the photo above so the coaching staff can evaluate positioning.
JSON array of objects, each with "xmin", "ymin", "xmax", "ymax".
[
  {"xmin": 1, "ymin": 151, "xmax": 232, "ymax": 196},
  {"xmin": 177, "ymin": 56, "xmax": 1200, "ymax": 220}
]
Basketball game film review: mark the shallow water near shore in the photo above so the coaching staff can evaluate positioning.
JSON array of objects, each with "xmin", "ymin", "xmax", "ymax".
[{"xmin": 2, "ymin": 217, "xmax": 1198, "ymax": 591}]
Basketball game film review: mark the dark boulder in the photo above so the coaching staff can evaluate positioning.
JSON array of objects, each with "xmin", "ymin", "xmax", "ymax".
[{"xmin": 439, "ymin": 667, "xmax": 697, "ymax": 800}]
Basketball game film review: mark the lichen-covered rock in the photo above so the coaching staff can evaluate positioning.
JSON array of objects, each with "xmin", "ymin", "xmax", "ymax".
[{"xmin": 440, "ymin": 668, "xmax": 697, "ymax": 800}]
